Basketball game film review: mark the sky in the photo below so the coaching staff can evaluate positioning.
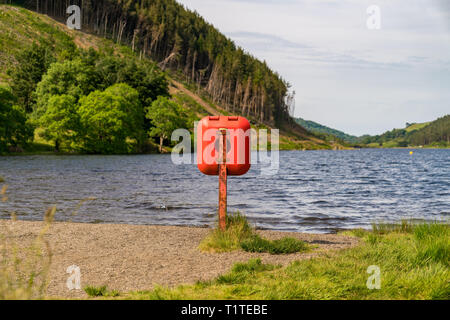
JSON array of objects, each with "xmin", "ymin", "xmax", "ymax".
[{"xmin": 176, "ymin": 0, "xmax": 450, "ymax": 136}]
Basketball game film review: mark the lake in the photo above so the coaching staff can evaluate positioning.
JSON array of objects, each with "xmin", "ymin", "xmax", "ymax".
[{"xmin": 0, "ymin": 149, "xmax": 448, "ymax": 233}]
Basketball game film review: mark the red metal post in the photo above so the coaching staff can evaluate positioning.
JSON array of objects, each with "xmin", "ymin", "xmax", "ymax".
[{"xmin": 218, "ymin": 129, "xmax": 227, "ymax": 231}]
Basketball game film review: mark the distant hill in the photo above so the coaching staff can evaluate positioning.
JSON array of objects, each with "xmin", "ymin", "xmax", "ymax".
[
  {"xmin": 295, "ymin": 116, "xmax": 450, "ymax": 148},
  {"xmin": 295, "ymin": 118, "xmax": 359, "ymax": 143},
  {"xmin": 361, "ymin": 116, "xmax": 450, "ymax": 148}
]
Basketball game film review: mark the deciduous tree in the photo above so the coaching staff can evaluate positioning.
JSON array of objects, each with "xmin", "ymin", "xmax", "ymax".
[
  {"xmin": 146, "ymin": 96, "xmax": 188, "ymax": 153},
  {"xmin": 78, "ymin": 83, "xmax": 144, "ymax": 154},
  {"xmin": 0, "ymin": 86, "xmax": 33, "ymax": 152},
  {"xmin": 39, "ymin": 94, "xmax": 80, "ymax": 152}
]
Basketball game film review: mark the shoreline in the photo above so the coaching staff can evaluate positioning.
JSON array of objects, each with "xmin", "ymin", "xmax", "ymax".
[
  {"xmin": 1, "ymin": 146, "xmax": 449, "ymax": 157},
  {"xmin": 0, "ymin": 217, "xmax": 351, "ymax": 235},
  {"xmin": 0, "ymin": 220, "xmax": 359, "ymax": 298}
]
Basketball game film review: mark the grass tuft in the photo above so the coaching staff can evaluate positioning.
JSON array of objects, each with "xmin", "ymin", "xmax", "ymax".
[
  {"xmin": 84, "ymin": 285, "xmax": 108, "ymax": 297},
  {"xmin": 413, "ymin": 223, "xmax": 449, "ymax": 267},
  {"xmin": 198, "ymin": 212, "xmax": 254, "ymax": 252},
  {"xmin": 342, "ymin": 228, "xmax": 370, "ymax": 238},
  {"xmin": 84, "ymin": 285, "xmax": 119, "ymax": 297},
  {"xmin": 371, "ymin": 219, "xmax": 415, "ymax": 234},
  {"xmin": 199, "ymin": 212, "xmax": 309, "ymax": 254}
]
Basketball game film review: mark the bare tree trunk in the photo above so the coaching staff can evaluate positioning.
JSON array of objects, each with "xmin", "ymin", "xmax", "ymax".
[
  {"xmin": 159, "ymin": 137, "xmax": 164, "ymax": 153},
  {"xmin": 131, "ymin": 29, "xmax": 139, "ymax": 51},
  {"xmin": 242, "ymin": 77, "xmax": 251, "ymax": 116},
  {"xmin": 104, "ymin": 14, "xmax": 108, "ymax": 36},
  {"xmin": 118, "ymin": 19, "xmax": 127, "ymax": 43},
  {"xmin": 191, "ymin": 51, "xmax": 197, "ymax": 82}
]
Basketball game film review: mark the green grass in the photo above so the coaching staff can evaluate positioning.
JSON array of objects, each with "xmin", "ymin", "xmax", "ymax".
[
  {"xmin": 216, "ymin": 259, "xmax": 281, "ymax": 285},
  {"xmin": 198, "ymin": 212, "xmax": 254, "ymax": 252},
  {"xmin": 123, "ymin": 221, "xmax": 449, "ymax": 300},
  {"xmin": 84, "ymin": 285, "xmax": 107, "ymax": 297},
  {"xmin": 172, "ymin": 92, "xmax": 209, "ymax": 117},
  {"xmin": 84, "ymin": 285, "xmax": 120, "ymax": 298},
  {"xmin": 0, "ymin": 5, "xmax": 75, "ymax": 82},
  {"xmin": 382, "ymin": 140, "xmax": 402, "ymax": 148},
  {"xmin": 405, "ymin": 122, "xmax": 431, "ymax": 133},
  {"xmin": 198, "ymin": 212, "xmax": 309, "ymax": 255},
  {"xmin": 371, "ymin": 220, "xmax": 416, "ymax": 234}
]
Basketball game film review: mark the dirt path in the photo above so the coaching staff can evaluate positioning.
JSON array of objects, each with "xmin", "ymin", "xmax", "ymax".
[{"xmin": 0, "ymin": 220, "xmax": 359, "ymax": 298}]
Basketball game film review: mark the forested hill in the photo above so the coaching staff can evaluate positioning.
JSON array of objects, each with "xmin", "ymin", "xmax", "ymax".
[
  {"xmin": 0, "ymin": 4, "xmax": 343, "ymax": 154},
  {"xmin": 361, "ymin": 115, "xmax": 450, "ymax": 148},
  {"xmin": 11, "ymin": 0, "xmax": 296, "ymax": 128},
  {"xmin": 295, "ymin": 115, "xmax": 450, "ymax": 148}
]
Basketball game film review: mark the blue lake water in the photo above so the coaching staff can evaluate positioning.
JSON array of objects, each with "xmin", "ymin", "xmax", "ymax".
[{"xmin": 0, "ymin": 149, "xmax": 448, "ymax": 233}]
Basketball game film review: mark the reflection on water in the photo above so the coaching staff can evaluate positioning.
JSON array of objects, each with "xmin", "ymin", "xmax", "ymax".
[{"xmin": 0, "ymin": 149, "xmax": 448, "ymax": 233}]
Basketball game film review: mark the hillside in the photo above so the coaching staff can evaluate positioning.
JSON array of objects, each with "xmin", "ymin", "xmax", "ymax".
[
  {"xmin": 405, "ymin": 122, "xmax": 431, "ymax": 133},
  {"xmin": 10, "ymin": 0, "xmax": 295, "ymax": 127},
  {"xmin": 295, "ymin": 117, "xmax": 359, "ymax": 144},
  {"xmin": 295, "ymin": 115, "xmax": 450, "ymax": 148},
  {"xmin": 0, "ymin": 4, "xmax": 342, "ymax": 153},
  {"xmin": 361, "ymin": 116, "xmax": 450, "ymax": 148}
]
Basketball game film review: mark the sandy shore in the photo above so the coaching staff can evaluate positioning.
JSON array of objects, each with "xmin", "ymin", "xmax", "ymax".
[{"xmin": 0, "ymin": 220, "xmax": 359, "ymax": 298}]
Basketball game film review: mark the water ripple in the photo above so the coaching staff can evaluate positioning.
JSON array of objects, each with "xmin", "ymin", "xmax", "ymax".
[{"xmin": 0, "ymin": 149, "xmax": 449, "ymax": 233}]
